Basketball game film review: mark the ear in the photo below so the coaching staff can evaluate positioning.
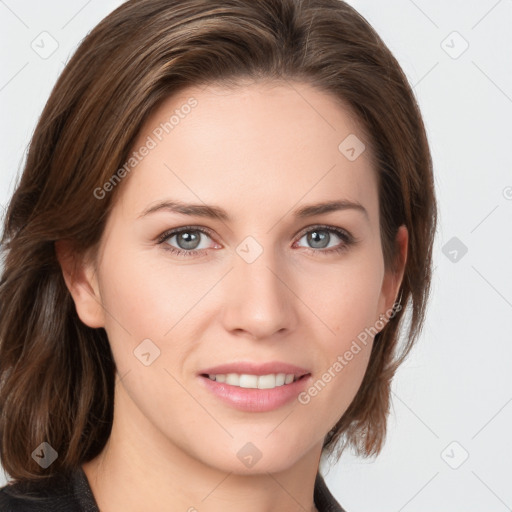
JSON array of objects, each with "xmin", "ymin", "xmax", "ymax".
[
  {"xmin": 378, "ymin": 224, "xmax": 408, "ymax": 319},
  {"xmin": 55, "ymin": 240, "xmax": 106, "ymax": 329}
]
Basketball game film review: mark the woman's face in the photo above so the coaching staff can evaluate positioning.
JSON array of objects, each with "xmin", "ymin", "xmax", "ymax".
[{"xmin": 72, "ymin": 80, "xmax": 406, "ymax": 474}]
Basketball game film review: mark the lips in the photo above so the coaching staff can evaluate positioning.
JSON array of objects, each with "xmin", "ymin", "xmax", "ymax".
[{"xmin": 198, "ymin": 361, "xmax": 310, "ymax": 378}]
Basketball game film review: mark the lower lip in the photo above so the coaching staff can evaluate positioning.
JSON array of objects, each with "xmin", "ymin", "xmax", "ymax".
[{"xmin": 198, "ymin": 374, "xmax": 312, "ymax": 412}]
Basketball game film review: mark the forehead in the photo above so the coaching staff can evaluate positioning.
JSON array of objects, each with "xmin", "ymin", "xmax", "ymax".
[{"xmin": 118, "ymin": 80, "xmax": 379, "ymax": 226}]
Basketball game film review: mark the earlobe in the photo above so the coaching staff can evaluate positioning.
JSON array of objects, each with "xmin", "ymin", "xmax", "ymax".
[{"xmin": 55, "ymin": 240, "xmax": 106, "ymax": 329}]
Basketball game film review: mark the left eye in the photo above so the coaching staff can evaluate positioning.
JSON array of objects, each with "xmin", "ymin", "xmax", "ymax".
[{"xmin": 295, "ymin": 227, "xmax": 350, "ymax": 251}]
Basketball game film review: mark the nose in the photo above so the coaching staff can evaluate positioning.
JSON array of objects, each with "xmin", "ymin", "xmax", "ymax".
[{"xmin": 221, "ymin": 243, "xmax": 298, "ymax": 340}]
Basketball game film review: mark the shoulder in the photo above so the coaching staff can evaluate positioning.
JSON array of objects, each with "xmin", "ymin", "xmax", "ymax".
[{"xmin": 0, "ymin": 471, "xmax": 81, "ymax": 512}]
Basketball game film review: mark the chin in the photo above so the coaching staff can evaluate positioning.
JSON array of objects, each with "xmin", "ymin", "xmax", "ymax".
[{"xmin": 197, "ymin": 434, "xmax": 312, "ymax": 475}]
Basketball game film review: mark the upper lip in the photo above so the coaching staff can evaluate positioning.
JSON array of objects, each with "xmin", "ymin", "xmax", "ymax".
[{"xmin": 199, "ymin": 361, "xmax": 311, "ymax": 377}]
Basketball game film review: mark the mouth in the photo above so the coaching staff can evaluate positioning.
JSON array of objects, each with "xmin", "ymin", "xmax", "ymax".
[{"xmin": 197, "ymin": 371, "xmax": 313, "ymax": 412}]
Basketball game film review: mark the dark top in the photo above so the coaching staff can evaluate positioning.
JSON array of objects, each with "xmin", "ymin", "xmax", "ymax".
[{"xmin": 0, "ymin": 466, "xmax": 346, "ymax": 511}]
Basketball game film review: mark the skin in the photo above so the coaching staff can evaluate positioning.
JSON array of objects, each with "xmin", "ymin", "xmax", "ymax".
[{"xmin": 58, "ymin": 80, "xmax": 407, "ymax": 512}]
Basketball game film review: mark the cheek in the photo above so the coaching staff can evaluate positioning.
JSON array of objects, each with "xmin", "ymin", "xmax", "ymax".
[
  {"xmin": 96, "ymin": 244, "xmax": 227, "ymax": 390},
  {"xmin": 99, "ymin": 246, "xmax": 213, "ymax": 336},
  {"xmin": 295, "ymin": 250, "xmax": 384, "ymax": 340},
  {"xmin": 292, "ymin": 254, "xmax": 383, "ymax": 418}
]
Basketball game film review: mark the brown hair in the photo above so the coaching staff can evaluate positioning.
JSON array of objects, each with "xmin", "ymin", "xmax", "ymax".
[{"xmin": 0, "ymin": 0, "xmax": 437, "ymax": 482}]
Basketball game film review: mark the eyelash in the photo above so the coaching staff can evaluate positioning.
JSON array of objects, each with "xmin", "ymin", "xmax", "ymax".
[{"xmin": 156, "ymin": 224, "xmax": 357, "ymax": 258}]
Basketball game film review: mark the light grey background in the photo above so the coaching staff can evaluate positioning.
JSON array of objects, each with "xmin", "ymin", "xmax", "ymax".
[{"xmin": 1, "ymin": 1, "xmax": 511, "ymax": 511}]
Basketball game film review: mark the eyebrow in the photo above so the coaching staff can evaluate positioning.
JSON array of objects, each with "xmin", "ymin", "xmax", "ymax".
[{"xmin": 138, "ymin": 199, "xmax": 369, "ymax": 221}]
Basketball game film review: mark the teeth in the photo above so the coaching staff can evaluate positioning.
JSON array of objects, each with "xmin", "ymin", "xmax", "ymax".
[{"xmin": 207, "ymin": 373, "xmax": 298, "ymax": 389}]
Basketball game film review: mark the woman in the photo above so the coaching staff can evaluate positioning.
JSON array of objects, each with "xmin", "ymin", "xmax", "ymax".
[{"xmin": 0, "ymin": 0, "xmax": 437, "ymax": 510}]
